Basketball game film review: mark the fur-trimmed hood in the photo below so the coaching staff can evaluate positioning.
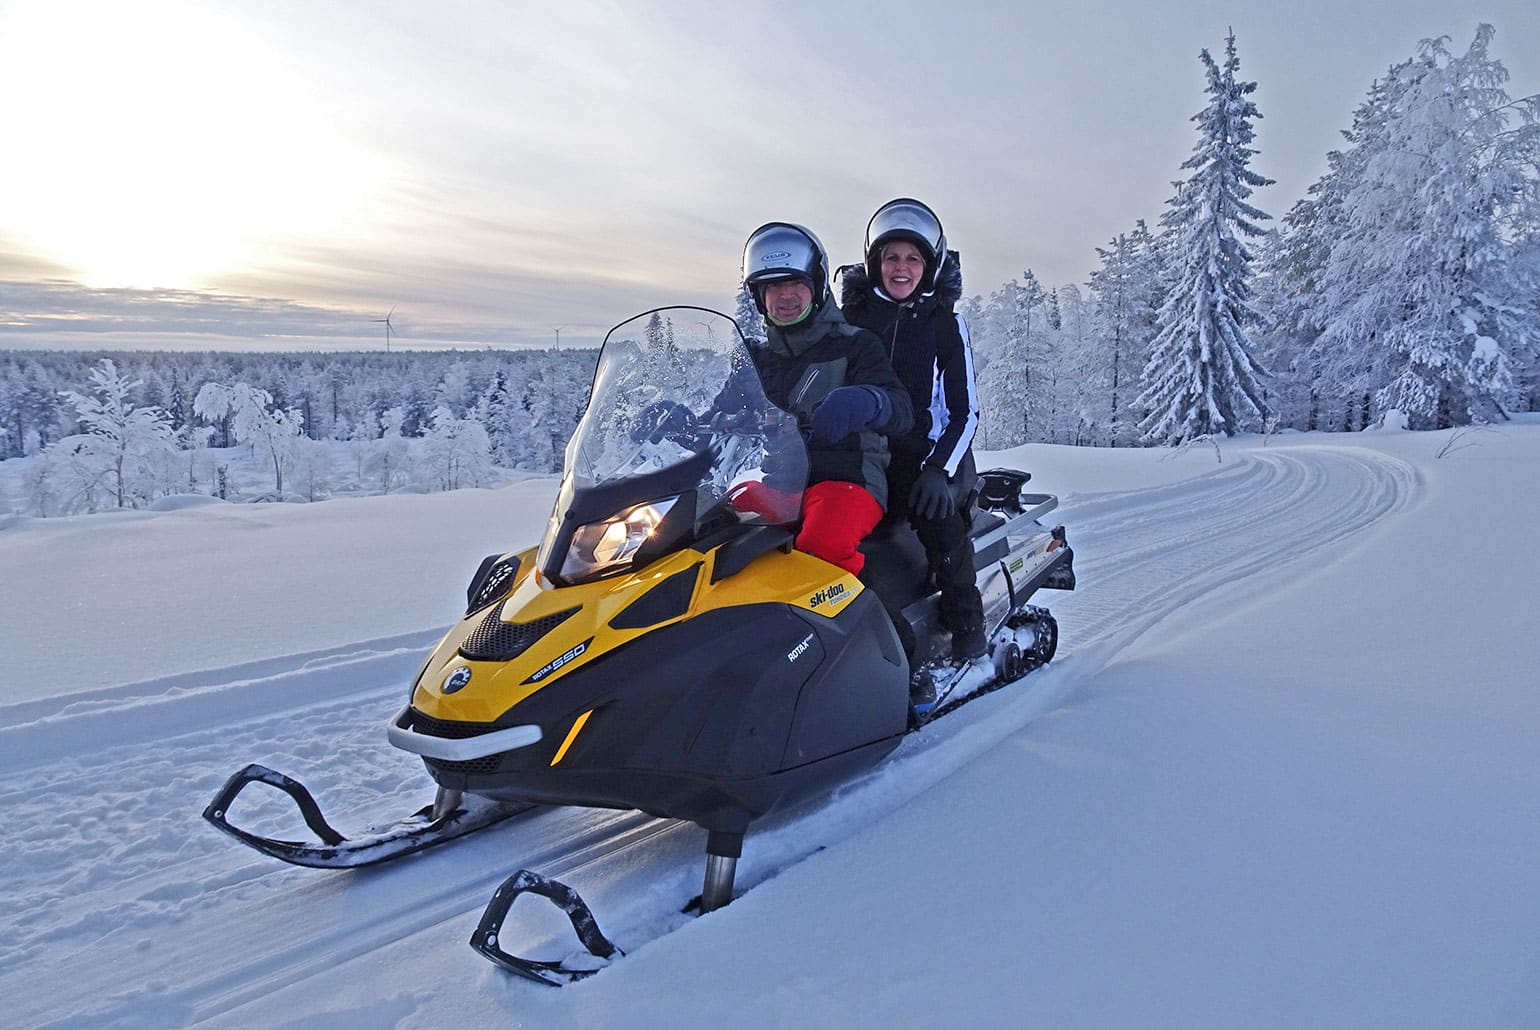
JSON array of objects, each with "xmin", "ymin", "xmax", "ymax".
[{"xmin": 838, "ymin": 250, "xmax": 963, "ymax": 311}]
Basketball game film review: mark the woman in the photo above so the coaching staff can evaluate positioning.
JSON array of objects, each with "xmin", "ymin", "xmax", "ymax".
[{"xmin": 839, "ymin": 198, "xmax": 986, "ymax": 661}]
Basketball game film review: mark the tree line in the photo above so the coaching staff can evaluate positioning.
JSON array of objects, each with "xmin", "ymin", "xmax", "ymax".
[
  {"xmin": 0, "ymin": 348, "xmax": 594, "ymax": 466},
  {"xmin": 0, "ymin": 349, "xmax": 597, "ymax": 515}
]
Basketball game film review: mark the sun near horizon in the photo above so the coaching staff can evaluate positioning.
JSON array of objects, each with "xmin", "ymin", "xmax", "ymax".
[{"xmin": 0, "ymin": 0, "xmax": 379, "ymax": 292}]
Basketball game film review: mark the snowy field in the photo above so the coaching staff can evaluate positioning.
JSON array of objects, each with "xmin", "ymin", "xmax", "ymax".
[{"xmin": 2, "ymin": 422, "xmax": 1537, "ymax": 1028}]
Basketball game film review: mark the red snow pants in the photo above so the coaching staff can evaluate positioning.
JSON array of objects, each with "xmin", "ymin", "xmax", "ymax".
[{"xmin": 794, "ymin": 480, "xmax": 882, "ymax": 575}]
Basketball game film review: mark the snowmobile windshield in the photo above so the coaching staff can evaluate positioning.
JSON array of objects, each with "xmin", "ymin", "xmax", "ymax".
[{"xmin": 537, "ymin": 307, "xmax": 808, "ymax": 586}]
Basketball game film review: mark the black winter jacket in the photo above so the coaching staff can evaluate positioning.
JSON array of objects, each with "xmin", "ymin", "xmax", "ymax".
[
  {"xmin": 838, "ymin": 253, "xmax": 980, "ymax": 477},
  {"xmin": 740, "ymin": 295, "xmax": 913, "ymax": 510}
]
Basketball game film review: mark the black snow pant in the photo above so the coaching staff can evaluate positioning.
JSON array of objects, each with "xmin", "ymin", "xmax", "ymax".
[{"xmin": 884, "ymin": 447, "xmax": 985, "ymax": 637}]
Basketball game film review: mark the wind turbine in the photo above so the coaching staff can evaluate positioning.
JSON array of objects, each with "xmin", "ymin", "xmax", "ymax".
[{"xmin": 374, "ymin": 306, "xmax": 397, "ymax": 351}]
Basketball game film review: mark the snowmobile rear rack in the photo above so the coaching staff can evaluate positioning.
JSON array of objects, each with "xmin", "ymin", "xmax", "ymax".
[
  {"xmin": 202, "ymin": 763, "xmax": 532, "ymax": 868},
  {"xmin": 470, "ymin": 869, "xmax": 623, "ymax": 986}
]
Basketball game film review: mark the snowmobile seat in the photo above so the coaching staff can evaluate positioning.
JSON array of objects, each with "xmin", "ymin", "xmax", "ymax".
[
  {"xmin": 858, "ymin": 519, "xmax": 931, "ymax": 613},
  {"xmin": 858, "ymin": 509, "xmax": 1007, "ymax": 615},
  {"xmin": 970, "ymin": 511, "xmax": 1009, "ymax": 568}
]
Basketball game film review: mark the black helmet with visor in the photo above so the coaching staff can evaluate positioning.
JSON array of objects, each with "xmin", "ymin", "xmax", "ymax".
[
  {"xmin": 742, "ymin": 222, "xmax": 830, "ymax": 315},
  {"xmin": 864, "ymin": 197, "xmax": 947, "ymax": 295}
]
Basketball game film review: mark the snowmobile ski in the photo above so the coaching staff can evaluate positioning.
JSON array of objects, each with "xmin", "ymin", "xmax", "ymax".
[
  {"xmin": 470, "ymin": 869, "xmax": 623, "ymax": 986},
  {"xmin": 202, "ymin": 763, "xmax": 533, "ymax": 869}
]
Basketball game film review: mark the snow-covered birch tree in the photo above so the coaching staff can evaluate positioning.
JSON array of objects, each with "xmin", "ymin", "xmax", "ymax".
[
  {"xmin": 194, "ymin": 382, "xmax": 306, "ymax": 497},
  {"xmin": 1139, "ymin": 31, "xmax": 1273, "ymax": 444},
  {"xmin": 48, "ymin": 358, "xmax": 177, "ymax": 511}
]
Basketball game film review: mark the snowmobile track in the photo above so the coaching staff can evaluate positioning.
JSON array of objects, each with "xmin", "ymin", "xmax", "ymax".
[{"xmin": 0, "ymin": 445, "xmax": 1418, "ymax": 1020}]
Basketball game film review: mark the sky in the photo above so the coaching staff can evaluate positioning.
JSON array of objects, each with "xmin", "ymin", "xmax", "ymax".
[{"xmin": 2, "ymin": 0, "xmax": 1538, "ymax": 352}]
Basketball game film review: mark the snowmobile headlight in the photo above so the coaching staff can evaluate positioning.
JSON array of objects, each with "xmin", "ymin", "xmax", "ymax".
[{"xmin": 560, "ymin": 496, "xmax": 681, "ymax": 583}]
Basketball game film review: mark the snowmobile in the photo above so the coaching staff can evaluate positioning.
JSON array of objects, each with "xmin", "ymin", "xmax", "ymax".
[{"xmin": 203, "ymin": 306, "xmax": 1073, "ymax": 985}]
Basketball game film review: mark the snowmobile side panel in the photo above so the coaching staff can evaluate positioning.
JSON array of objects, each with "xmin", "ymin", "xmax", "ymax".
[
  {"xmin": 407, "ymin": 588, "xmax": 908, "ymax": 835},
  {"xmin": 608, "ymin": 563, "xmax": 701, "ymax": 629},
  {"xmin": 409, "ymin": 546, "xmax": 871, "ymax": 726}
]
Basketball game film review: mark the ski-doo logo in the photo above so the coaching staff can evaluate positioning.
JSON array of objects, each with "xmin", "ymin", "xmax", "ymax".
[
  {"xmin": 787, "ymin": 633, "xmax": 814, "ymax": 663},
  {"xmin": 523, "ymin": 637, "xmax": 594, "ymax": 685},
  {"xmin": 808, "ymin": 582, "xmax": 849, "ymax": 610},
  {"xmin": 442, "ymin": 666, "xmax": 473, "ymax": 694}
]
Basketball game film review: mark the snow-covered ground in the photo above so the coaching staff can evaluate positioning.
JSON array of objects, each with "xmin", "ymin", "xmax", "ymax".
[{"xmin": 2, "ymin": 423, "xmax": 1537, "ymax": 1028}]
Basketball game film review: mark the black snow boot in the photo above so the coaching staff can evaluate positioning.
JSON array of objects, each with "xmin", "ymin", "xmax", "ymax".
[
  {"xmin": 910, "ymin": 668, "xmax": 937, "ymax": 707},
  {"xmin": 950, "ymin": 623, "xmax": 987, "ymax": 662}
]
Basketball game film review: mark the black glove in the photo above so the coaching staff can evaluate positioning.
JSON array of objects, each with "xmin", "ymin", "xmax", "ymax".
[
  {"xmin": 632, "ymin": 400, "xmax": 695, "ymax": 444},
  {"xmin": 759, "ymin": 427, "xmax": 803, "ymax": 491},
  {"xmin": 910, "ymin": 465, "xmax": 955, "ymax": 521},
  {"xmin": 810, "ymin": 386, "xmax": 885, "ymax": 443}
]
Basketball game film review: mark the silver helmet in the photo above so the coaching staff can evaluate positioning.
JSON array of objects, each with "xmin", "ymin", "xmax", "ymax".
[
  {"xmin": 742, "ymin": 222, "xmax": 830, "ymax": 315},
  {"xmin": 864, "ymin": 197, "xmax": 947, "ymax": 293}
]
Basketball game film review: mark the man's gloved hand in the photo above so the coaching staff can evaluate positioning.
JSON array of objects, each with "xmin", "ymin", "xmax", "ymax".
[
  {"xmin": 632, "ymin": 400, "xmax": 696, "ymax": 444},
  {"xmin": 758, "ymin": 426, "xmax": 805, "ymax": 491},
  {"xmin": 810, "ymin": 386, "xmax": 884, "ymax": 443},
  {"xmin": 910, "ymin": 465, "xmax": 955, "ymax": 520}
]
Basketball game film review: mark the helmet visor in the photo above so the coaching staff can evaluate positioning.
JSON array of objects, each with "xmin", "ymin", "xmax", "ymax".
[
  {"xmin": 866, "ymin": 198, "xmax": 943, "ymax": 262},
  {"xmin": 743, "ymin": 223, "xmax": 822, "ymax": 285}
]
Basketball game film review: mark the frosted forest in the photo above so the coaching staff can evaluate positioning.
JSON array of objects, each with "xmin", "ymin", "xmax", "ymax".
[{"xmin": 2, "ymin": 25, "xmax": 1537, "ymax": 517}]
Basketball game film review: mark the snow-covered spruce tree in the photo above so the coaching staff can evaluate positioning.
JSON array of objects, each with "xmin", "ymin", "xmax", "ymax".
[
  {"xmin": 1051, "ymin": 285, "xmax": 1098, "ymax": 444},
  {"xmin": 367, "ymin": 406, "xmax": 411, "ymax": 493},
  {"xmin": 1308, "ymin": 26, "xmax": 1540, "ymax": 428},
  {"xmin": 48, "ymin": 358, "xmax": 177, "ymax": 511},
  {"xmin": 976, "ymin": 270, "xmax": 1051, "ymax": 447},
  {"xmin": 1139, "ymin": 31, "xmax": 1274, "ymax": 445},
  {"xmin": 477, "ymin": 369, "xmax": 520, "ymax": 467},
  {"xmin": 7, "ymin": 360, "xmax": 67, "ymax": 458},
  {"xmin": 1089, "ymin": 229, "xmax": 1161, "ymax": 445},
  {"xmin": 421, "ymin": 405, "xmax": 494, "ymax": 491},
  {"xmin": 1278, "ymin": 64, "xmax": 1414, "ymax": 428},
  {"xmin": 1259, "ymin": 68, "xmax": 1415, "ymax": 431},
  {"xmin": 734, "ymin": 281, "xmax": 766, "ymax": 341}
]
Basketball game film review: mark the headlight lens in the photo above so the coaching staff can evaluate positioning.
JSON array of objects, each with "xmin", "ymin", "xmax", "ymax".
[{"xmin": 560, "ymin": 496, "xmax": 680, "ymax": 582}]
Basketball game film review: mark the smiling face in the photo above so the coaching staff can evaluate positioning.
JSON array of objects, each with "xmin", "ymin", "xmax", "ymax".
[
  {"xmin": 761, "ymin": 278, "xmax": 815, "ymax": 326},
  {"xmin": 879, "ymin": 241, "xmax": 927, "ymax": 302}
]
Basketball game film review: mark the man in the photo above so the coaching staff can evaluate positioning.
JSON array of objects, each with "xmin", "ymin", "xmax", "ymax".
[{"xmin": 735, "ymin": 221, "xmax": 913, "ymax": 575}]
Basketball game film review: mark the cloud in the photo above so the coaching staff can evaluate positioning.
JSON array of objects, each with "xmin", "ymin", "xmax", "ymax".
[{"xmin": 5, "ymin": 1, "xmax": 1539, "ymax": 352}]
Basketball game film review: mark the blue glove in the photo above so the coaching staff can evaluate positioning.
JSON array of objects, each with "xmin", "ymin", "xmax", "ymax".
[
  {"xmin": 810, "ymin": 386, "xmax": 886, "ymax": 443},
  {"xmin": 910, "ymin": 465, "xmax": 955, "ymax": 520}
]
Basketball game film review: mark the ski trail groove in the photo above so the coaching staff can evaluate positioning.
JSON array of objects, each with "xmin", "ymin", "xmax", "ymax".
[{"xmin": 1, "ymin": 445, "xmax": 1419, "ymax": 1022}]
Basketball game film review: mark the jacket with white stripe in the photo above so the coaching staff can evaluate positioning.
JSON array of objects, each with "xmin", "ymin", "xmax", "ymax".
[{"xmin": 837, "ymin": 253, "xmax": 979, "ymax": 477}]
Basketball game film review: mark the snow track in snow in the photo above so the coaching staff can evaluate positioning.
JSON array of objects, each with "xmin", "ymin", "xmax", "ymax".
[
  {"xmin": 0, "ymin": 445, "xmax": 1418, "ymax": 1023},
  {"xmin": 1053, "ymin": 445, "xmax": 1420, "ymax": 658}
]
